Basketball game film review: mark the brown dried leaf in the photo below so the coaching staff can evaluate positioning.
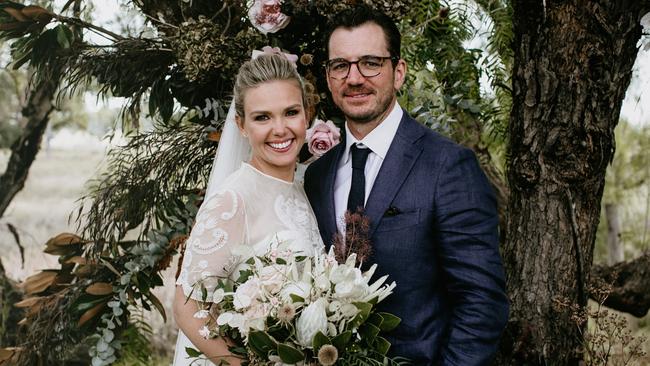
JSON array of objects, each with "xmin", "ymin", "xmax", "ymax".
[
  {"xmin": 0, "ymin": 347, "xmax": 22, "ymax": 364},
  {"xmin": 21, "ymin": 271, "xmax": 57, "ymax": 295},
  {"xmin": 20, "ymin": 5, "xmax": 51, "ymax": 20},
  {"xmin": 44, "ymin": 233, "xmax": 87, "ymax": 255},
  {"xmin": 207, "ymin": 131, "xmax": 221, "ymax": 142},
  {"xmin": 77, "ymin": 301, "xmax": 107, "ymax": 327},
  {"xmin": 65, "ymin": 256, "xmax": 87, "ymax": 265},
  {"xmin": 14, "ymin": 296, "xmax": 44, "ymax": 308},
  {"xmin": 85, "ymin": 282, "xmax": 113, "ymax": 296},
  {"xmin": 3, "ymin": 7, "xmax": 28, "ymax": 22}
]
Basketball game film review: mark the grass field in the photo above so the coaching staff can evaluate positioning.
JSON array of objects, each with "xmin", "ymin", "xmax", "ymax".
[{"xmin": 0, "ymin": 147, "xmax": 178, "ymax": 363}]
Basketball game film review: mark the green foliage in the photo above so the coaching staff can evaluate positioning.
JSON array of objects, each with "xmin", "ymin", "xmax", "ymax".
[
  {"xmin": 400, "ymin": 0, "xmax": 512, "ymax": 173},
  {"xmin": 77, "ymin": 122, "xmax": 214, "ymax": 248}
]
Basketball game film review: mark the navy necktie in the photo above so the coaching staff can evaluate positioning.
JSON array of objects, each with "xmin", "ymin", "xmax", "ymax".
[{"xmin": 347, "ymin": 144, "xmax": 371, "ymax": 212}]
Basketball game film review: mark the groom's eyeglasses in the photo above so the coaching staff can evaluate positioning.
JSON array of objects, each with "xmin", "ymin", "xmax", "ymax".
[{"xmin": 325, "ymin": 55, "xmax": 399, "ymax": 80}]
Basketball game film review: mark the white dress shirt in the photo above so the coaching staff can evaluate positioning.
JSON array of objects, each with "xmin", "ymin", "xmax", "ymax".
[{"xmin": 334, "ymin": 102, "xmax": 403, "ymax": 235}]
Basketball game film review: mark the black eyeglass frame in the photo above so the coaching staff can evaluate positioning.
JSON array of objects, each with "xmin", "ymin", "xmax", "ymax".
[{"xmin": 324, "ymin": 55, "xmax": 400, "ymax": 80}]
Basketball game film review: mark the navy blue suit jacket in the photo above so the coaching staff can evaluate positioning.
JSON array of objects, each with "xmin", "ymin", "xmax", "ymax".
[{"xmin": 304, "ymin": 113, "xmax": 509, "ymax": 365}]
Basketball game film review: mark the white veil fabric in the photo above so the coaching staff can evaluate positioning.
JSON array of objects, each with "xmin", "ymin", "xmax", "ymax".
[{"xmin": 204, "ymin": 98, "xmax": 251, "ymax": 199}]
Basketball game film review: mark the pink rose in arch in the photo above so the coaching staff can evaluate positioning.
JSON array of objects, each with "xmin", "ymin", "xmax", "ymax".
[
  {"xmin": 306, "ymin": 119, "xmax": 341, "ymax": 157},
  {"xmin": 248, "ymin": 0, "xmax": 290, "ymax": 35}
]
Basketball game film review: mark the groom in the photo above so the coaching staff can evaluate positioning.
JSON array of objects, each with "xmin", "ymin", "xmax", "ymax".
[{"xmin": 304, "ymin": 6, "xmax": 509, "ymax": 365}]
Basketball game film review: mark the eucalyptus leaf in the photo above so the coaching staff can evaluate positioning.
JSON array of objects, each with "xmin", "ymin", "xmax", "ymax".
[
  {"xmin": 374, "ymin": 336, "xmax": 391, "ymax": 355},
  {"xmin": 277, "ymin": 343, "xmax": 304, "ymax": 364},
  {"xmin": 359, "ymin": 323, "xmax": 380, "ymax": 344},
  {"xmin": 312, "ymin": 331, "xmax": 330, "ymax": 351},
  {"xmin": 331, "ymin": 330, "xmax": 352, "ymax": 351},
  {"xmin": 377, "ymin": 312, "xmax": 401, "ymax": 332},
  {"xmin": 185, "ymin": 347, "xmax": 202, "ymax": 358},
  {"xmin": 248, "ymin": 331, "xmax": 277, "ymax": 357}
]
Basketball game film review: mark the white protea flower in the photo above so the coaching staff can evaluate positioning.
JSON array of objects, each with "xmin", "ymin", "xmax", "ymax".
[{"xmin": 295, "ymin": 298, "xmax": 328, "ymax": 347}]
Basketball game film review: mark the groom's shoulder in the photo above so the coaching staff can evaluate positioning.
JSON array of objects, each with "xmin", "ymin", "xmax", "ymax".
[{"xmin": 401, "ymin": 113, "xmax": 468, "ymax": 155}]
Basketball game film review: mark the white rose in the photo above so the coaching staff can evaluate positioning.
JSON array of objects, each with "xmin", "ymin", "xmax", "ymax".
[
  {"xmin": 295, "ymin": 298, "xmax": 328, "ymax": 347},
  {"xmin": 314, "ymin": 273, "xmax": 330, "ymax": 293},
  {"xmin": 281, "ymin": 281, "xmax": 311, "ymax": 302},
  {"xmin": 234, "ymin": 278, "xmax": 262, "ymax": 309},
  {"xmin": 259, "ymin": 264, "xmax": 288, "ymax": 294}
]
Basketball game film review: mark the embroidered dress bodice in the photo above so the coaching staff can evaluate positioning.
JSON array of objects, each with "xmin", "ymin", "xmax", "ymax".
[{"xmin": 176, "ymin": 163, "xmax": 324, "ymax": 301}]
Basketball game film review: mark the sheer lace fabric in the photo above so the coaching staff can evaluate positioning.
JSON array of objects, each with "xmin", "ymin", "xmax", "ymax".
[
  {"xmin": 177, "ymin": 163, "xmax": 324, "ymax": 300},
  {"xmin": 174, "ymin": 163, "xmax": 323, "ymax": 366}
]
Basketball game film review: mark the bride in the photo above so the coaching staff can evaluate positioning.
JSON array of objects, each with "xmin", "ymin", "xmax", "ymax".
[{"xmin": 172, "ymin": 52, "xmax": 324, "ymax": 365}]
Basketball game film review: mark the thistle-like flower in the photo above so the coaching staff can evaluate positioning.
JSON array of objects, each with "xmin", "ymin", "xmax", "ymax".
[
  {"xmin": 317, "ymin": 344, "xmax": 338, "ymax": 366},
  {"xmin": 277, "ymin": 303, "xmax": 296, "ymax": 323}
]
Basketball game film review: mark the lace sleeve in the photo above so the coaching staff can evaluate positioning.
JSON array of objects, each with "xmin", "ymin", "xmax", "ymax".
[{"xmin": 176, "ymin": 189, "xmax": 246, "ymax": 301}]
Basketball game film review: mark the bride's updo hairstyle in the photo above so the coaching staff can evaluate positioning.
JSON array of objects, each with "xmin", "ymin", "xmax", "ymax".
[{"xmin": 233, "ymin": 53, "xmax": 309, "ymax": 119}]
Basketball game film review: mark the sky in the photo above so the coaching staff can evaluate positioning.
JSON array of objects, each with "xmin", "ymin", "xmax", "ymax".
[{"xmin": 78, "ymin": 1, "xmax": 650, "ymax": 127}]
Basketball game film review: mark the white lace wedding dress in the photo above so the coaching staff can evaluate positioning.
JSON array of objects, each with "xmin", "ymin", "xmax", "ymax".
[{"xmin": 173, "ymin": 162, "xmax": 324, "ymax": 366}]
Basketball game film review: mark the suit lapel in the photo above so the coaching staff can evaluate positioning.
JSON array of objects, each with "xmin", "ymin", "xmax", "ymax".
[
  {"xmin": 365, "ymin": 115, "xmax": 424, "ymax": 237},
  {"xmin": 320, "ymin": 140, "xmax": 345, "ymax": 246}
]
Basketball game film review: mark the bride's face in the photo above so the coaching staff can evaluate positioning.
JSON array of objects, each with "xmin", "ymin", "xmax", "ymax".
[{"xmin": 237, "ymin": 79, "xmax": 307, "ymax": 180}]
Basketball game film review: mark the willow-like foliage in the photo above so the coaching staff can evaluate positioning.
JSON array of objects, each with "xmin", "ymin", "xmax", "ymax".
[{"xmin": 77, "ymin": 122, "xmax": 215, "ymax": 251}]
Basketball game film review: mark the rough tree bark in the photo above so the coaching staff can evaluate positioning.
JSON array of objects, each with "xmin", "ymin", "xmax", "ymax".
[
  {"xmin": 0, "ymin": 76, "xmax": 58, "ymax": 218},
  {"xmin": 499, "ymin": 1, "xmax": 650, "ymax": 364}
]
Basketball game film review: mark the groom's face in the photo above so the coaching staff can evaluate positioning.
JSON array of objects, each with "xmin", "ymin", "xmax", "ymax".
[{"xmin": 326, "ymin": 22, "xmax": 406, "ymax": 128}]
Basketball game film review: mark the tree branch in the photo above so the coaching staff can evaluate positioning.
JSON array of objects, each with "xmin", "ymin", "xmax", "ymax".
[
  {"xmin": 0, "ymin": 76, "xmax": 58, "ymax": 218},
  {"xmin": 590, "ymin": 252, "xmax": 650, "ymax": 317}
]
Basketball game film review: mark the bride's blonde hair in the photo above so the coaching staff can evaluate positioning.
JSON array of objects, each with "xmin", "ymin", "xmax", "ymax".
[{"xmin": 233, "ymin": 53, "xmax": 310, "ymax": 119}]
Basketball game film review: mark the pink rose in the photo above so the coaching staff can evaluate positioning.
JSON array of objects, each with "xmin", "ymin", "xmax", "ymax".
[
  {"xmin": 248, "ymin": 0, "xmax": 290, "ymax": 35},
  {"xmin": 306, "ymin": 119, "xmax": 341, "ymax": 157}
]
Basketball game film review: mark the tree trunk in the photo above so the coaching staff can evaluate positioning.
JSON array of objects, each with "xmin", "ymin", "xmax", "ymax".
[
  {"xmin": 499, "ymin": 1, "xmax": 650, "ymax": 364},
  {"xmin": 0, "ymin": 260, "xmax": 23, "ymax": 347},
  {"xmin": 0, "ymin": 76, "xmax": 58, "ymax": 218},
  {"xmin": 605, "ymin": 203, "xmax": 624, "ymax": 265},
  {"xmin": 590, "ymin": 252, "xmax": 650, "ymax": 318}
]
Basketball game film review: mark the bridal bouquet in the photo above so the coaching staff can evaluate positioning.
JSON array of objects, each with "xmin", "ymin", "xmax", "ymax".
[{"xmin": 187, "ymin": 243, "xmax": 404, "ymax": 365}]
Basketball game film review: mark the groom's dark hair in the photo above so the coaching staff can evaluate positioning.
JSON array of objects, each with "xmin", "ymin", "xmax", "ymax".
[{"xmin": 323, "ymin": 5, "xmax": 401, "ymax": 66}]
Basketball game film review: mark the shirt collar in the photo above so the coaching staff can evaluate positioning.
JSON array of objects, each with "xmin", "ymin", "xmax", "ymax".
[{"xmin": 341, "ymin": 102, "xmax": 403, "ymax": 164}]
